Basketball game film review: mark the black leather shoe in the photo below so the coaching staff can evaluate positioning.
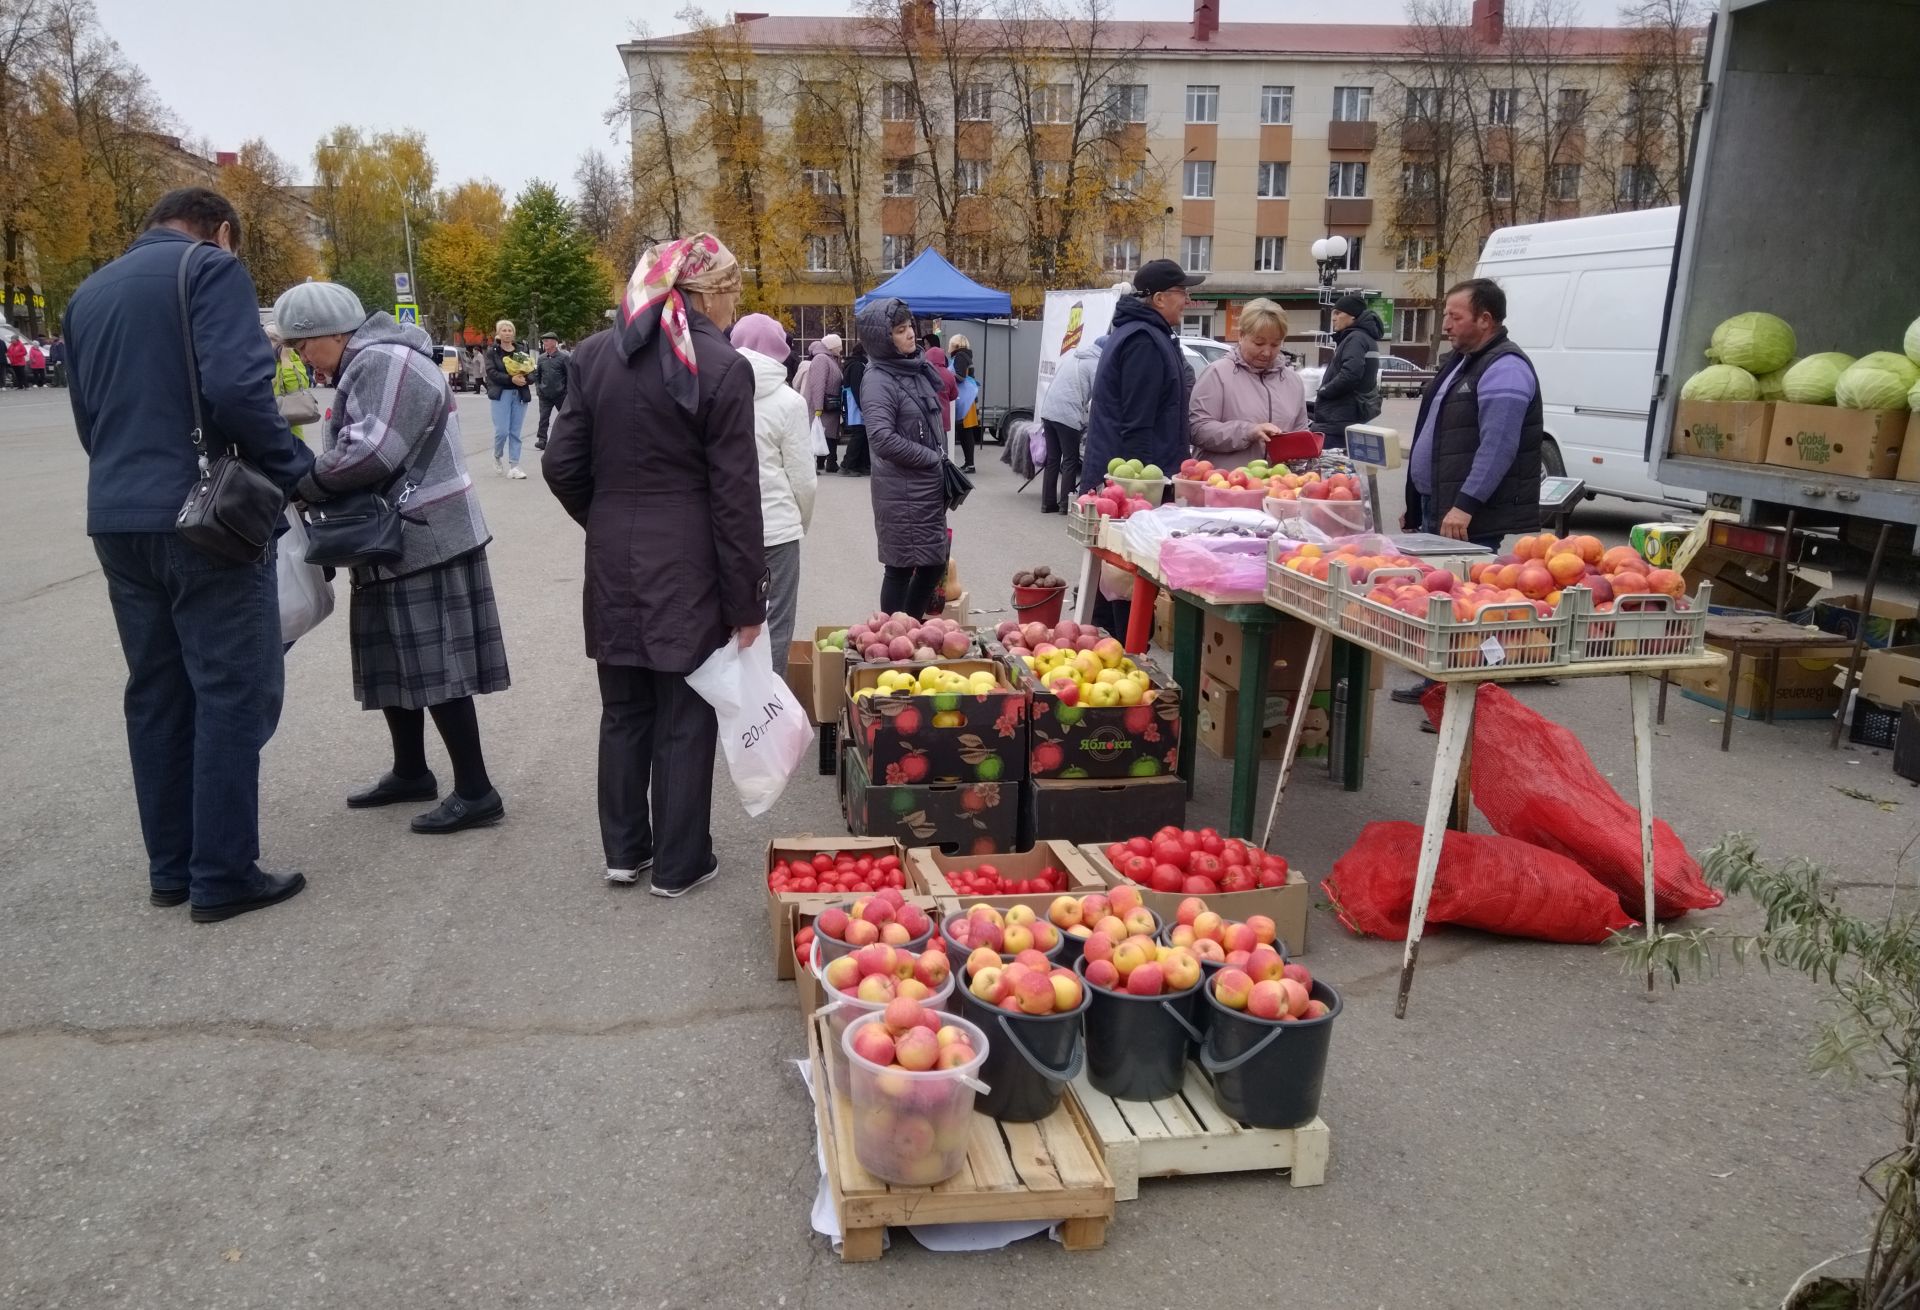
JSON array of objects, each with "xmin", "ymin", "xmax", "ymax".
[
  {"xmin": 411, "ymin": 789, "xmax": 505, "ymax": 834},
  {"xmin": 150, "ymin": 887, "xmax": 189, "ymax": 908},
  {"xmin": 348, "ymin": 770, "xmax": 440, "ymax": 809},
  {"xmin": 1390, "ymin": 683, "xmax": 1435, "ymax": 705},
  {"xmin": 191, "ymin": 871, "xmax": 307, "ymax": 923}
]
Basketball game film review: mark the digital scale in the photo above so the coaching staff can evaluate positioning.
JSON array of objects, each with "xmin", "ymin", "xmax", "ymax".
[{"xmin": 1538, "ymin": 475, "xmax": 1588, "ymax": 536}]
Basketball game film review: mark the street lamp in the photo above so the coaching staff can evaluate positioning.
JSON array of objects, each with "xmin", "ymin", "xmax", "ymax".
[{"xmin": 1311, "ymin": 235, "xmax": 1349, "ymax": 362}]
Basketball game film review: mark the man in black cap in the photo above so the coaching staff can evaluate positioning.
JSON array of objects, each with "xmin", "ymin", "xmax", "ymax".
[
  {"xmin": 1078, "ymin": 258, "xmax": 1204, "ymax": 493},
  {"xmin": 533, "ymin": 331, "xmax": 570, "ymax": 450},
  {"xmin": 1309, "ymin": 293, "xmax": 1385, "ymax": 452}
]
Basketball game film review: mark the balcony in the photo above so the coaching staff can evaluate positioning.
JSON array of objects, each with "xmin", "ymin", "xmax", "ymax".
[
  {"xmin": 1400, "ymin": 121, "xmax": 1435, "ymax": 153},
  {"xmin": 1324, "ymin": 197, "xmax": 1373, "ymax": 226},
  {"xmin": 1327, "ymin": 119, "xmax": 1377, "ymax": 151}
]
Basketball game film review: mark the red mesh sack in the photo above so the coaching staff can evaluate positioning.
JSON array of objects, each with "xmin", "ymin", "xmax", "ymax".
[
  {"xmin": 1421, "ymin": 683, "xmax": 1722, "ymax": 918},
  {"xmin": 1323, "ymin": 821, "xmax": 1637, "ymax": 944}
]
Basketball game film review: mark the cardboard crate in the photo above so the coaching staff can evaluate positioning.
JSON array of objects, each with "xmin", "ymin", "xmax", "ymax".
[
  {"xmin": 1201, "ymin": 614, "xmax": 1383, "ymax": 693},
  {"xmin": 910, "ymin": 839, "xmax": 1108, "ymax": 917},
  {"xmin": 764, "ymin": 836, "xmax": 925, "ymax": 980},
  {"xmin": 1671, "ymin": 641, "xmax": 1845, "ymax": 721},
  {"xmin": 1152, "ymin": 590, "xmax": 1174, "ymax": 653},
  {"xmin": 1859, "ymin": 646, "xmax": 1920, "ymax": 710},
  {"xmin": 1021, "ymin": 775, "xmax": 1187, "ymax": 848},
  {"xmin": 1078, "ymin": 842, "xmax": 1310, "ymax": 957},
  {"xmin": 1197, "ymin": 675, "xmax": 1354, "ymax": 761},
  {"xmin": 786, "ymin": 641, "xmax": 814, "ymax": 712},
  {"xmin": 1017, "ymin": 654, "xmax": 1183, "ymax": 781},
  {"xmin": 1899, "ymin": 412, "xmax": 1920, "ymax": 482},
  {"xmin": 1811, "ymin": 594, "xmax": 1920, "ymax": 652},
  {"xmin": 842, "ymin": 745, "xmax": 1019, "ymax": 855},
  {"xmin": 811, "ymin": 626, "xmax": 848, "ymax": 726},
  {"xmin": 844, "ymin": 658, "xmax": 1027, "ymax": 785},
  {"xmin": 1669, "ymin": 399, "xmax": 1772, "ymax": 463},
  {"xmin": 1681, "ymin": 544, "xmax": 1818, "ymax": 614},
  {"xmin": 1765, "ymin": 403, "xmax": 1906, "ymax": 480}
]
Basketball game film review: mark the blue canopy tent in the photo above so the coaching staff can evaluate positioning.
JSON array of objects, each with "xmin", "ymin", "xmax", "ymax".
[{"xmin": 853, "ymin": 248, "xmax": 1012, "ymax": 317}]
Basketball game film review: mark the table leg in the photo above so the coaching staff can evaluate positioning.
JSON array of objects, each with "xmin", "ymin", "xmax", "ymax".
[
  {"xmin": 1227, "ymin": 621, "xmax": 1273, "ymax": 839},
  {"xmin": 1172, "ymin": 597, "xmax": 1204, "ymax": 797},
  {"xmin": 1073, "ymin": 549, "xmax": 1099, "ymax": 626},
  {"xmin": 1396, "ymin": 681, "xmax": 1476, "ymax": 1020},
  {"xmin": 1125, "ymin": 574, "xmax": 1157, "ymax": 655},
  {"xmin": 1720, "ymin": 645, "xmax": 1742, "ymax": 752},
  {"xmin": 1629, "ymin": 672, "xmax": 1659, "ymax": 992},
  {"xmin": 1449, "ymin": 732, "xmax": 1473, "ymax": 832},
  {"xmin": 1260, "ymin": 625, "xmax": 1328, "ymax": 850},
  {"xmin": 1657, "ymin": 671, "xmax": 1669, "ymax": 725},
  {"xmin": 1336, "ymin": 640, "xmax": 1370, "ymax": 792}
]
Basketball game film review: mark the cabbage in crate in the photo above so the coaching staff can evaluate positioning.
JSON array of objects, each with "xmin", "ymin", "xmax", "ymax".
[
  {"xmin": 1706, "ymin": 311, "xmax": 1796, "ymax": 375},
  {"xmin": 1680, "ymin": 363, "xmax": 1759, "ymax": 403},
  {"xmin": 1780, "ymin": 352, "xmax": 1856, "ymax": 405},
  {"xmin": 1834, "ymin": 352, "xmax": 1920, "ymax": 410},
  {"xmin": 1754, "ymin": 361, "xmax": 1795, "ymax": 401}
]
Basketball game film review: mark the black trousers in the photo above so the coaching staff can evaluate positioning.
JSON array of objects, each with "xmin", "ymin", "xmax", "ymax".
[
  {"xmin": 8, "ymin": 365, "xmax": 25, "ymax": 389},
  {"xmin": 841, "ymin": 424, "xmax": 869, "ymax": 473},
  {"xmin": 957, "ymin": 421, "xmax": 979, "ymax": 468},
  {"xmin": 1040, "ymin": 420, "xmax": 1083, "ymax": 512},
  {"xmin": 596, "ymin": 663, "xmax": 718, "ymax": 886},
  {"xmin": 536, "ymin": 393, "xmax": 562, "ymax": 443},
  {"xmin": 880, "ymin": 563, "xmax": 946, "ymax": 619}
]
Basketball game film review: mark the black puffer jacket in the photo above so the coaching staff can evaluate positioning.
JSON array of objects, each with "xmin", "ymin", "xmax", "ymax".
[{"xmin": 1313, "ymin": 309, "xmax": 1384, "ymax": 429}]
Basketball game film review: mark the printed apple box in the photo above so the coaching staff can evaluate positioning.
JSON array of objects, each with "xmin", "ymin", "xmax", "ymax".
[
  {"xmin": 1012, "ymin": 654, "xmax": 1183, "ymax": 780},
  {"xmin": 845, "ymin": 659, "xmax": 1028, "ymax": 785},
  {"xmin": 843, "ymin": 746, "xmax": 1019, "ymax": 855}
]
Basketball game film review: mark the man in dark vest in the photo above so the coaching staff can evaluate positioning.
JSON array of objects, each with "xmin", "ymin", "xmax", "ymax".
[{"xmin": 1393, "ymin": 276, "xmax": 1544, "ymax": 707}]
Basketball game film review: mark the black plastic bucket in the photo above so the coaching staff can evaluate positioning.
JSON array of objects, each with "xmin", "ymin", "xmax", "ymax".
[
  {"xmin": 1149, "ymin": 927, "xmax": 1288, "ymax": 1053},
  {"xmin": 1056, "ymin": 930, "xmax": 1087, "ymax": 967},
  {"xmin": 1075, "ymin": 956, "xmax": 1204, "ymax": 1102},
  {"xmin": 955, "ymin": 985, "xmax": 1089, "ymax": 1122},
  {"xmin": 1200, "ymin": 977, "xmax": 1340, "ymax": 1128},
  {"xmin": 941, "ymin": 915, "xmax": 1064, "ymax": 964}
]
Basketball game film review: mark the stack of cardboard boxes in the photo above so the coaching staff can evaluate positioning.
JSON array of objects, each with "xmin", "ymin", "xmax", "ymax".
[{"xmin": 1193, "ymin": 615, "xmax": 1380, "ymax": 762}]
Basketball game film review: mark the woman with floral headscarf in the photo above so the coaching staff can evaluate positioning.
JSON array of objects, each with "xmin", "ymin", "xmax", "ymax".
[{"xmin": 543, "ymin": 234, "xmax": 768, "ymax": 898}]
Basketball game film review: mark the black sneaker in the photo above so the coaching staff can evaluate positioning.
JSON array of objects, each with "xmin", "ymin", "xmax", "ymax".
[
  {"xmin": 410, "ymin": 789, "xmax": 505, "ymax": 834},
  {"xmin": 347, "ymin": 770, "xmax": 439, "ymax": 809},
  {"xmin": 1390, "ymin": 682, "xmax": 1435, "ymax": 706},
  {"xmin": 649, "ymin": 858, "xmax": 719, "ymax": 899},
  {"xmin": 191, "ymin": 870, "xmax": 307, "ymax": 923},
  {"xmin": 606, "ymin": 857, "xmax": 656, "ymax": 887}
]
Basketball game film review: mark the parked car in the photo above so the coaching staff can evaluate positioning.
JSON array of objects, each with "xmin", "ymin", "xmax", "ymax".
[
  {"xmin": 1179, "ymin": 336, "xmax": 1231, "ymax": 369},
  {"xmin": 1299, "ymin": 353, "xmax": 1429, "ymax": 406}
]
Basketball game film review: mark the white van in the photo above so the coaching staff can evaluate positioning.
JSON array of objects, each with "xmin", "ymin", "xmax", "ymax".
[{"xmin": 1475, "ymin": 207, "xmax": 1696, "ymax": 507}]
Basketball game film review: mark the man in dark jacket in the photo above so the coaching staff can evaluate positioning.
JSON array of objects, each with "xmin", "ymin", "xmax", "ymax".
[
  {"xmin": 1310, "ymin": 294, "xmax": 1384, "ymax": 451},
  {"xmin": 64, "ymin": 187, "xmax": 315, "ymax": 922},
  {"xmin": 1078, "ymin": 258, "xmax": 1203, "ymax": 492},
  {"xmin": 533, "ymin": 331, "xmax": 569, "ymax": 450}
]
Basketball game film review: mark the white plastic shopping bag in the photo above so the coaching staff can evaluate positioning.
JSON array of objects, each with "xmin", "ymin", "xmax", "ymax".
[
  {"xmin": 277, "ymin": 508, "xmax": 334, "ymax": 645},
  {"xmin": 809, "ymin": 415, "xmax": 830, "ymax": 458},
  {"xmin": 686, "ymin": 633, "xmax": 814, "ymax": 817}
]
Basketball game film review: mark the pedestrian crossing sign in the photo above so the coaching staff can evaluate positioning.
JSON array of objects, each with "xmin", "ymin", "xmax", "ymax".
[{"xmin": 395, "ymin": 302, "xmax": 418, "ymax": 324}]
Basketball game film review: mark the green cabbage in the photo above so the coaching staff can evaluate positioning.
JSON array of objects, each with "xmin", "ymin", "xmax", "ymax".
[
  {"xmin": 1681, "ymin": 364, "xmax": 1760, "ymax": 403},
  {"xmin": 1906, "ymin": 315, "xmax": 1920, "ymax": 366},
  {"xmin": 1911, "ymin": 377, "xmax": 1920, "ymax": 412},
  {"xmin": 1755, "ymin": 361, "xmax": 1794, "ymax": 401},
  {"xmin": 1834, "ymin": 352, "xmax": 1920, "ymax": 410},
  {"xmin": 1780, "ymin": 352, "xmax": 1855, "ymax": 405},
  {"xmin": 1706, "ymin": 312, "xmax": 1796, "ymax": 375}
]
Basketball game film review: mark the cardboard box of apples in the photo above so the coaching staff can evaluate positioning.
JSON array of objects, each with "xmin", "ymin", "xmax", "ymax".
[
  {"xmin": 764, "ymin": 836, "xmax": 933, "ymax": 980},
  {"xmin": 993, "ymin": 622, "xmax": 1184, "ymax": 780},
  {"xmin": 841, "ymin": 745, "xmax": 1020, "ymax": 858},
  {"xmin": 1080, "ymin": 827, "xmax": 1311, "ymax": 956},
  {"xmin": 845, "ymin": 658, "xmax": 1028, "ymax": 786},
  {"xmin": 910, "ymin": 840, "xmax": 1108, "ymax": 917}
]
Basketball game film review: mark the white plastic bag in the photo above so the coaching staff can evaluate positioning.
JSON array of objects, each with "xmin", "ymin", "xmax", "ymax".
[
  {"xmin": 810, "ymin": 415, "xmax": 829, "ymax": 458},
  {"xmin": 685, "ymin": 633, "xmax": 813, "ymax": 817},
  {"xmin": 277, "ymin": 509, "xmax": 334, "ymax": 645}
]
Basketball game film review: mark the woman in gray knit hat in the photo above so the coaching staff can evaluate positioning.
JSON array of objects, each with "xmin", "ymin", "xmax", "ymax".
[{"xmin": 272, "ymin": 280, "xmax": 512, "ymax": 834}]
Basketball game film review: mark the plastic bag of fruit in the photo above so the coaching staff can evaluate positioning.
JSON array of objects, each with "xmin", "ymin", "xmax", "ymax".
[
  {"xmin": 1323, "ymin": 821, "xmax": 1637, "ymax": 944},
  {"xmin": 1420, "ymin": 684, "xmax": 1723, "ymax": 919}
]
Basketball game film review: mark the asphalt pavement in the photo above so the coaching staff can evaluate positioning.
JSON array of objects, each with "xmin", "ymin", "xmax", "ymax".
[{"xmin": 0, "ymin": 387, "xmax": 1899, "ymax": 1308}]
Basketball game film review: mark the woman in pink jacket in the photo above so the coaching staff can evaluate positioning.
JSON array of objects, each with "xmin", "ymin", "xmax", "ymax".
[{"xmin": 1188, "ymin": 298, "xmax": 1308, "ymax": 462}]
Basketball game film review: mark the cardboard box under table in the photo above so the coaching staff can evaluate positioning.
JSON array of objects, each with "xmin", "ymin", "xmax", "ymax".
[
  {"xmin": 1078, "ymin": 842, "xmax": 1310, "ymax": 957},
  {"xmin": 1194, "ymin": 675, "xmax": 1377, "ymax": 763},
  {"xmin": 765, "ymin": 837, "xmax": 923, "ymax": 980},
  {"xmin": 1859, "ymin": 646, "xmax": 1920, "ymax": 711},
  {"xmin": 841, "ymin": 747, "xmax": 1020, "ymax": 855},
  {"xmin": 1811, "ymin": 595, "xmax": 1920, "ymax": 652},
  {"xmin": 910, "ymin": 840, "xmax": 1107, "ymax": 917},
  {"xmin": 844, "ymin": 659, "xmax": 1027, "ymax": 785},
  {"xmin": 1022, "ymin": 775, "xmax": 1188, "ymax": 848}
]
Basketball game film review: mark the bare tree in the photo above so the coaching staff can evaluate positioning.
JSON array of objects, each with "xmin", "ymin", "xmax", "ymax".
[
  {"xmin": 612, "ymin": 23, "xmax": 690, "ymax": 246},
  {"xmin": 1591, "ymin": 0, "xmax": 1705, "ymax": 210},
  {"xmin": 786, "ymin": 29, "xmax": 883, "ymax": 294},
  {"xmin": 573, "ymin": 147, "xmax": 629, "ymax": 261}
]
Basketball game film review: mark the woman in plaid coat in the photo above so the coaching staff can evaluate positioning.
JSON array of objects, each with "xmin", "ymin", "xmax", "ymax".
[{"xmin": 273, "ymin": 280, "xmax": 511, "ymax": 835}]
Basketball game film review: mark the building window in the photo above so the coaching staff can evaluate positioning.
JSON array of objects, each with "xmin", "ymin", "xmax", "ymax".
[
  {"xmin": 1108, "ymin": 83, "xmax": 1147, "ymax": 123},
  {"xmin": 1036, "ymin": 83, "xmax": 1073, "ymax": 125},
  {"xmin": 1180, "ymin": 235, "xmax": 1212, "ymax": 272},
  {"xmin": 1407, "ymin": 86, "xmax": 1442, "ymax": 119},
  {"xmin": 806, "ymin": 234, "xmax": 844, "ymax": 272},
  {"xmin": 956, "ymin": 158, "xmax": 987, "ymax": 196},
  {"xmin": 882, "ymin": 81, "xmax": 913, "ymax": 122},
  {"xmin": 1338, "ymin": 237, "xmax": 1363, "ymax": 271},
  {"xmin": 1259, "ymin": 85, "xmax": 1293, "ymax": 125},
  {"xmin": 1329, "ymin": 161, "xmax": 1368, "ymax": 198},
  {"xmin": 1484, "ymin": 162, "xmax": 1513, "ymax": 201},
  {"xmin": 1557, "ymin": 87, "xmax": 1588, "ymax": 126},
  {"xmin": 1253, "ymin": 236, "xmax": 1285, "ymax": 271},
  {"xmin": 1185, "ymin": 84, "xmax": 1219, "ymax": 124},
  {"xmin": 951, "ymin": 238, "xmax": 988, "ymax": 273},
  {"xmin": 1549, "ymin": 162, "xmax": 1581, "ymax": 201},
  {"xmin": 958, "ymin": 81, "xmax": 992, "ymax": 122},
  {"xmin": 1182, "ymin": 160, "xmax": 1214, "ymax": 199},
  {"xmin": 1400, "ymin": 161, "xmax": 1435, "ymax": 198},
  {"xmin": 1398, "ymin": 306, "xmax": 1433, "ymax": 344},
  {"xmin": 1104, "ymin": 236, "xmax": 1140, "ymax": 273},
  {"xmin": 1617, "ymin": 162, "xmax": 1658, "ymax": 206},
  {"xmin": 1396, "ymin": 235, "xmax": 1435, "ymax": 270},
  {"xmin": 1108, "ymin": 161, "xmax": 1147, "ymax": 195},
  {"xmin": 1488, "ymin": 88, "xmax": 1516, "ymax": 126},
  {"xmin": 1256, "ymin": 162, "xmax": 1288, "ymax": 198},
  {"xmin": 882, "ymin": 161, "xmax": 915, "ymax": 196},
  {"xmin": 1622, "ymin": 82, "xmax": 1649, "ymax": 121},
  {"xmin": 1332, "ymin": 86, "xmax": 1373, "ymax": 122},
  {"xmin": 881, "ymin": 234, "xmax": 915, "ymax": 270},
  {"xmin": 1182, "ymin": 312, "xmax": 1214, "ymax": 337},
  {"xmin": 1033, "ymin": 160, "xmax": 1067, "ymax": 194},
  {"xmin": 802, "ymin": 168, "xmax": 840, "ymax": 197}
]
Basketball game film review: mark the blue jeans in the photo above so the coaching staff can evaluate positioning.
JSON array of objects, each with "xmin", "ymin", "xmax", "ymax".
[
  {"xmin": 490, "ymin": 390, "xmax": 526, "ymax": 464},
  {"xmin": 93, "ymin": 533, "xmax": 286, "ymax": 907}
]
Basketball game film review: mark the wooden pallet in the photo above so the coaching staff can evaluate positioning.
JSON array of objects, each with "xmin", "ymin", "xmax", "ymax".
[
  {"xmin": 807, "ymin": 1015, "xmax": 1115, "ymax": 1262},
  {"xmin": 1070, "ymin": 1064, "xmax": 1329, "ymax": 1201}
]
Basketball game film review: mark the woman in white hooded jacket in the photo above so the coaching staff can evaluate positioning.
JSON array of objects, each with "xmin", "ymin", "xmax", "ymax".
[{"xmin": 729, "ymin": 314, "xmax": 816, "ymax": 677}]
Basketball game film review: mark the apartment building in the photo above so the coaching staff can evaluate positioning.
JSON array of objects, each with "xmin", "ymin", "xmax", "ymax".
[{"xmin": 621, "ymin": 0, "xmax": 1671, "ymax": 361}]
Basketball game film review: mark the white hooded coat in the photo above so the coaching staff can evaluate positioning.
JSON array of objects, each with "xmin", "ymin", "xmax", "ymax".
[{"xmin": 739, "ymin": 347, "xmax": 815, "ymax": 547}]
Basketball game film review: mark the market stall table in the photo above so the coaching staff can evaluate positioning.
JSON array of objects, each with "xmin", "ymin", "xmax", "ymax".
[{"xmin": 1655, "ymin": 614, "xmax": 1854, "ymax": 752}]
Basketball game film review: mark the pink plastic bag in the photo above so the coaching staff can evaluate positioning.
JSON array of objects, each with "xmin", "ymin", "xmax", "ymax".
[{"xmin": 1157, "ymin": 537, "xmax": 1267, "ymax": 594}]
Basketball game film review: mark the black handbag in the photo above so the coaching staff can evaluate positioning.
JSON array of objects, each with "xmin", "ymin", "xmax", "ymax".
[
  {"xmin": 172, "ymin": 242, "xmax": 286, "ymax": 564},
  {"xmin": 941, "ymin": 457, "xmax": 973, "ymax": 511},
  {"xmin": 302, "ymin": 384, "xmax": 452, "ymax": 571}
]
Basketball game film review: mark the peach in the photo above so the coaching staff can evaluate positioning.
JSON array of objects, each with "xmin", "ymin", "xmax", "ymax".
[
  {"xmin": 1247, "ymin": 945, "xmax": 1285, "ymax": 982},
  {"xmin": 856, "ymin": 973, "xmax": 896, "ymax": 1004},
  {"xmin": 895, "ymin": 1026, "xmax": 939, "ymax": 1071},
  {"xmin": 1214, "ymin": 968, "xmax": 1254, "ymax": 1010},
  {"xmin": 1569, "ymin": 534, "xmax": 1603, "ymax": 565},
  {"xmin": 1002, "ymin": 923, "xmax": 1034, "ymax": 955},
  {"xmin": 1049, "ymin": 970, "xmax": 1084, "ymax": 1012},
  {"xmin": 1084, "ymin": 958, "xmax": 1120, "ymax": 989},
  {"xmin": 1176, "ymin": 895, "xmax": 1207, "ymax": 926},
  {"xmin": 1247, "ymin": 979, "xmax": 1286, "ymax": 1020},
  {"xmin": 1082, "ymin": 931, "xmax": 1115, "ymax": 963},
  {"xmin": 1516, "ymin": 563, "xmax": 1555, "ymax": 600},
  {"xmin": 1244, "ymin": 914, "xmax": 1278, "ymax": 945},
  {"xmin": 823, "ymin": 955, "xmax": 861, "ymax": 991},
  {"xmin": 1014, "ymin": 970, "xmax": 1057, "ymax": 1014},
  {"xmin": 845, "ymin": 918, "xmax": 881, "ymax": 947},
  {"xmin": 1048, "ymin": 896, "xmax": 1084, "ymax": 929},
  {"xmin": 1646, "ymin": 568, "xmax": 1684, "ymax": 597},
  {"xmin": 1125, "ymin": 962, "xmax": 1165, "ymax": 996},
  {"xmin": 968, "ymin": 966, "xmax": 1002, "ymax": 1001},
  {"xmin": 851, "ymin": 1025, "xmax": 896, "ymax": 1067},
  {"xmin": 1221, "ymin": 922, "xmax": 1259, "ymax": 954},
  {"xmin": 1005, "ymin": 903, "xmax": 1038, "ymax": 926},
  {"xmin": 1112, "ymin": 938, "xmax": 1151, "ymax": 980},
  {"xmin": 1600, "ymin": 545, "xmax": 1644, "ymax": 573},
  {"xmin": 1279, "ymin": 978, "xmax": 1311, "ymax": 1017},
  {"xmin": 883, "ymin": 996, "xmax": 926, "ymax": 1033},
  {"xmin": 1547, "ymin": 552, "xmax": 1587, "ymax": 586}
]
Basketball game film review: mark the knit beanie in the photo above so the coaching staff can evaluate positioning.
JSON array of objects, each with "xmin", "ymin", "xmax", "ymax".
[
  {"xmin": 730, "ymin": 312, "xmax": 790, "ymax": 361},
  {"xmin": 272, "ymin": 280, "xmax": 367, "ymax": 340},
  {"xmin": 820, "ymin": 333, "xmax": 843, "ymax": 356},
  {"xmin": 1333, "ymin": 293, "xmax": 1368, "ymax": 319}
]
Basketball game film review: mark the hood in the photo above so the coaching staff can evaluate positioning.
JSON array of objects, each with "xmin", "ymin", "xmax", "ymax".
[
  {"xmin": 1112, "ymin": 293, "xmax": 1174, "ymax": 334},
  {"xmin": 739, "ymin": 347, "xmax": 789, "ymax": 398},
  {"xmin": 1340, "ymin": 310, "xmax": 1385, "ymax": 343},
  {"xmin": 347, "ymin": 311, "xmax": 436, "ymax": 363},
  {"xmin": 1071, "ymin": 337, "xmax": 1104, "ymax": 362},
  {"xmin": 856, "ymin": 298, "xmax": 915, "ymax": 362},
  {"xmin": 925, "ymin": 346, "xmax": 948, "ymax": 369},
  {"xmin": 807, "ymin": 339, "xmax": 836, "ymax": 360}
]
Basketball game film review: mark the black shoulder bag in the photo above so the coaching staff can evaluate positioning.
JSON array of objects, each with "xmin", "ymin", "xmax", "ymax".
[
  {"xmin": 301, "ymin": 373, "xmax": 452, "ymax": 570},
  {"xmin": 173, "ymin": 242, "xmax": 287, "ymax": 564}
]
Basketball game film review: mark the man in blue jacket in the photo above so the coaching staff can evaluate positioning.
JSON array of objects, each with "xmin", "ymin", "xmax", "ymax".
[
  {"xmin": 1077, "ymin": 259, "xmax": 1204, "ymax": 493},
  {"xmin": 65, "ymin": 187, "xmax": 316, "ymax": 923}
]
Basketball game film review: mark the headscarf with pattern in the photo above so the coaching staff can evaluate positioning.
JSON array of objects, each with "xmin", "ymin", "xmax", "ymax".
[{"xmin": 618, "ymin": 233, "xmax": 743, "ymax": 414}]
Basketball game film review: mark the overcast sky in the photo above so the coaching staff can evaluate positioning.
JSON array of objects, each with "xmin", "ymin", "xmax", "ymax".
[{"xmin": 102, "ymin": 0, "xmax": 1632, "ymax": 201}]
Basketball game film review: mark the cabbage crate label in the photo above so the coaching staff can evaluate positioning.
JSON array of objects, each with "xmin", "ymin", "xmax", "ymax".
[
  {"xmin": 1013, "ymin": 650, "xmax": 1183, "ymax": 780},
  {"xmin": 841, "ymin": 746, "xmax": 1018, "ymax": 856},
  {"xmin": 845, "ymin": 659, "xmax": 1028, "ymax": 785}
]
